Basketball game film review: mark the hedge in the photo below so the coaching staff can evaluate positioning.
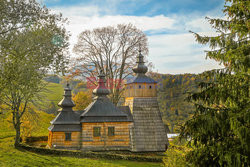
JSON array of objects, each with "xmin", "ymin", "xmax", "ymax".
[
  {"xmin": 17, "ymin": 143, "xmax": 163, "ymax": 162},
  {"xmin": 25, "ymin": 136, "xmax": 48, "ymax": 143}
]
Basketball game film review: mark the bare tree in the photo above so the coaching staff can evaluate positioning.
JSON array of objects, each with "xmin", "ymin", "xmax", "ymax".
[{"xmin": 73, "ymin": 24, "xmax": 148, "ymax": 105}]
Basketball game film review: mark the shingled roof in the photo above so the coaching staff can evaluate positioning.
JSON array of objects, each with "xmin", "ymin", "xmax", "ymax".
[
  {"xmin": 117, "ymin": 106, "xmax": 133, "ymax": 121},
  {"xmin": 80, "ymin": 72, "xmax": 132, "ymax": 123},
  {"xmin": 126, "ymin": 74, "xmax": 157, "ymax": 84}
]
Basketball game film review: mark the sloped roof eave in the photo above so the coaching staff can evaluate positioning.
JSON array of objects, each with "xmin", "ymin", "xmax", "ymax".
[{"xmin": 126, "ymin": 75, "xmax": 157, "ymax": 84}]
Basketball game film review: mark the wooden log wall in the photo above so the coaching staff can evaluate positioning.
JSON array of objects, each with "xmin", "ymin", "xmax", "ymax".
[
  {"xmin": 81, "ymin": 122, "xmax": 132, "ymax": 151},
  {"xmin": 125, "ymin": 83, "xmax": 157, "ymax": 98},
  {"xmin": 49, "ymin": 131, "xmax": 81, "ymax": 149}
]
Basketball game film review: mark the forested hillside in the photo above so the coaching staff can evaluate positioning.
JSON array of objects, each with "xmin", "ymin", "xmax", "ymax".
[{"xmin": 150, "ymin": 73, "xmax": 199, "ymax": 132}]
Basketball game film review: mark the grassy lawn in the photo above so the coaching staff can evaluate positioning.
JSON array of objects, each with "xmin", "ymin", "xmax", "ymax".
[{"xmin": 0, "ymin": 136, "xmax": 162, "ymax": 167}]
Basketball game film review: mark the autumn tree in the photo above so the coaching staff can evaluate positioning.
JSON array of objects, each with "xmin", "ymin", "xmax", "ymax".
[
  {"xmin": 20, "ymin": 105, "xmax": 39, "ymax": 140},
  {"xmin": 72, "ymin": 91, "xmax": 92, "ymax": 111},
  {"xmin": 181, "ymin": 0, "xmax": 249, "ymax": 166},
  {"xmin": 73, "ymin": 24, "xmax": 148, "ymax": 105},
  {"xmin": 0, "ymin": 0, "xmax": 69, "ymax": 147}
]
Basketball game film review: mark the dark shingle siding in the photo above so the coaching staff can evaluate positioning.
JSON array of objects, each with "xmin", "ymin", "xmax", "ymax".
[
  {"xmin": 130, "ymin": 98, "xmax": 168, "ymax": 152},
  {"xmin": 117, "ymin": 106, "xmax": 133, "ymax": 121}
]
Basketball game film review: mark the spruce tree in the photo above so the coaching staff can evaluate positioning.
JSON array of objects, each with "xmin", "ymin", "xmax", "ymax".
[{"xmin": 181, "ymin": 0, "xmax": 249, "ymax": 166}]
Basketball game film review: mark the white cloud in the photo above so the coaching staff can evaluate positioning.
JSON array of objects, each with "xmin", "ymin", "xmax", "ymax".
[
  {"xmin": 53, "ymin": 5, "xmax": 175, "ymax": 31},
  {"xmin": 49, "ymin": 4, "xmax": 224, "ymax": 74},
  {"xmin": 52, "ymin": 6, "xmax": 100, "ymax": 17},
  {"xmin": 148, "ymin": 33, "xmax": 223, "ymax": 74},
  {"xmin": 186, "ymin": 18, "xmax": 213, "ymax": 32}
]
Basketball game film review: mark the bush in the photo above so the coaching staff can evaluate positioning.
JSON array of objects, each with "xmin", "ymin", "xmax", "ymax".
[
  {"xmin": 163, "ymin": 138, "xmax": 191, "ymax": 167},
  {"xmin": 18, "ymin": 142, "xmax": 163, "ymax": 162}
]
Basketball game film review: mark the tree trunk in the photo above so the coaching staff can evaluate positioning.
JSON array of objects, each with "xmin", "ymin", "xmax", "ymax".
[
  {"xmin": 171, "ymin": 123, "xmax": 175, "ymax": 133},
  {"xmin": 14, "ymin": 118, "xmax": 21, "ymax": 147}
]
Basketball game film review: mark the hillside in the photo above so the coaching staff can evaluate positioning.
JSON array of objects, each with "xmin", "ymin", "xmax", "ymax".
[{"xmin": 150, "ymin": 73, "xmax": 199, "ymax": 132}]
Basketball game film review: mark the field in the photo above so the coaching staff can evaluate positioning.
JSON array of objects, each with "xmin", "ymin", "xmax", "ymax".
[{"xmin": 38, "ymin": 82, "xmax": 64, "ymax": 111}]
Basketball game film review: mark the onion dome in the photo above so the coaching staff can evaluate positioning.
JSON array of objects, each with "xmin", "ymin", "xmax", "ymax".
[
  {"xmin": 127, "ymin": 50, "xmax": 157, "ymax": 84},
  {"xmin": 93, "ymin": 71, "xmax": 110, "ymax": 97},
  {"xmin": 58, "ymin": 83, "xmax": 75, "ymax": 108},
  {"xmin": 132, "ymin": 50, "xmax": 148, "ymax": 74}
]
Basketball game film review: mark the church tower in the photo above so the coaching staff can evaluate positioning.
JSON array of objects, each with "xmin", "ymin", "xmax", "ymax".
[{"xmin": 124, "ymin": 50, "xmax": 168, "ymax": 152}]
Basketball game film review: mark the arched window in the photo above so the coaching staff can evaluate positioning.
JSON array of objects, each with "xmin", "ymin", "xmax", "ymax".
[
  {"xmin": 139, "ymin": 85, "xmax": 141, "ymax": 89},
  {"xmin": 149, "ymin": 85, "xmax": 152, "ymax": 89}
]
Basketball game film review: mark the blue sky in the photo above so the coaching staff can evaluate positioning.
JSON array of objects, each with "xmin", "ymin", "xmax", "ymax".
[
  {"xmin": 41, "ymin": 0, "xmax": 225, "ymax": 74},
  {"xmin": 44, "ymin": 0, "xmax": 224, "ymax": 16}
]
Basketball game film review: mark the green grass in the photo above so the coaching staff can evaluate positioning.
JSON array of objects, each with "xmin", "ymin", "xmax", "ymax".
[
  {"xmin": 0, "ymin": 136, "xmax": 162, "ymax": 167},
  {"xmin": 38, "ymin": 82, "xmax": 64, "ymax": 110},
  {"xmin": 0, "ymin": 109, "xmax": 163, "ymax": 167},
  {"xmin": 44, "ymin": 82, "xmax": 64, "ymax": 103}
]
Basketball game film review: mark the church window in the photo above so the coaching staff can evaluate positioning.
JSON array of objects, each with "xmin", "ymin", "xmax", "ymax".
[
  {"xmin": 65, "ymin": 132, "xmax": 71, "ymax": 141},
  {"xmin": 93, "ymin": 127, "xmax": 101, "ymax": 137},
  {"xmin": 108, "ymin": 127, "xmax": 115, "ymax": 136}
]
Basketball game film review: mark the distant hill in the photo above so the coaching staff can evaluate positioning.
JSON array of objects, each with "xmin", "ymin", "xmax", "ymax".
[
  {"xmin": 37, "ymin": 82, "xmax": 64, "ymax": 114},
  {"xmin": 44, "ymin": 75, "xmax": 62, "ymax": 84},
  {"xmin": 149, "ymin": 72, "xmax": 199, "ymax": 133},
  {"xmin": 40, "ymin": 76, "xmax": 88, "ymax": 114}
]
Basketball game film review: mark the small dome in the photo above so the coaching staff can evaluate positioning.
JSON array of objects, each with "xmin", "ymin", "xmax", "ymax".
[
  {"xmin": 58, "ymin": 83, "xmax": 75, "ymax": 108},
  {"xmin": 93, "ymin": 72, "xmax": 110, "ymax": 96},
  {"xmin": 132, "ymin": 51, "xmax": 148, "ymax": 74}
]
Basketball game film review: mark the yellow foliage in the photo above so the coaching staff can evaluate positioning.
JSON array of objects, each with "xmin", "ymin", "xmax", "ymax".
[
  {"xmin": 72, "ymin": 91, "xmax": 92, "ymax": 111},
  {"xmin": 76, "ymin": 82, "xmax": 85, "ymax": 89},
  {"xmin": 21, "ymin": 105, "xmax": 39, "ymax": 140},
  {"xmin": 163, "ymin": 140, "xmax": 192, "ymax": 167},
  {"xmin": 1, "ymin": 104, "xmax": 40, "ymax": 140}
]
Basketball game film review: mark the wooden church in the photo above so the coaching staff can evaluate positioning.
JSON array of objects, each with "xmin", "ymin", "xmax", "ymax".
[{"xmin": 48, "ymin": 51, "xmax": 168, "ymax": 152}]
